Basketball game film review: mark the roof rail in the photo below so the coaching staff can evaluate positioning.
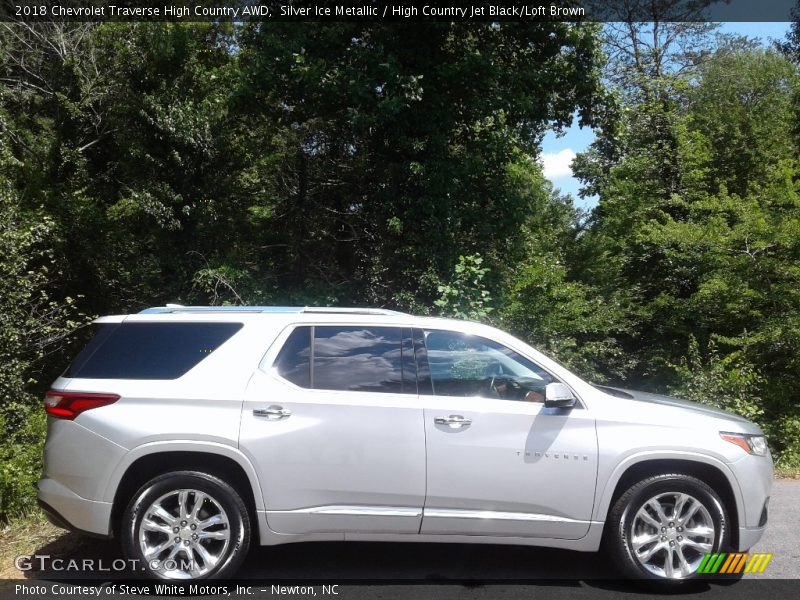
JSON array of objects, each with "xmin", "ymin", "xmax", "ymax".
[
  {"xmin": 139, "ymin": 306, "xmax": 305, "ymax": 314},
  {"xmin": 300, "ymin": 307, "xmax": 408, "ymax": 316},
  {"xmin": 138, "ymin": 306, "xmax": 407, "ymax": 316}
]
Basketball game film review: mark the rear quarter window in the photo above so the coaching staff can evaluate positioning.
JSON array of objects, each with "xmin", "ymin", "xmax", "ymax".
[{"xmin": 65, "ymin": 322, "xmax": 243, "ymax": 380}]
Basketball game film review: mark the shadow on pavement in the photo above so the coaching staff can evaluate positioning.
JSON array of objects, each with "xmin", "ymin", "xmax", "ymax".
[{"xmin": 15, "ymin": 531, "xmax": 726, "ymax": 596}]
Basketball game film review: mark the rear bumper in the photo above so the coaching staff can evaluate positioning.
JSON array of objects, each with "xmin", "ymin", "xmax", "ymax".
[{"xmin": 37, "ymin": 477, "xmax": 113, "ymax": 538}]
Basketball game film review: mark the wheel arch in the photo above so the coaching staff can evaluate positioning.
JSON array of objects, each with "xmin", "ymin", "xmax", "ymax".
[
  {"xmin": 596, "ymin": 454, "xmax": 743, "ymax": 550},
  {"xmin": 107, "ymin": 442, "xmax": 264, "ymax": 541}
]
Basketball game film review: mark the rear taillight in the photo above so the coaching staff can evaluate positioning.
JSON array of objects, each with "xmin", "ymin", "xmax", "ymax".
[{"xmin": 44, "ymin": 390, "xmax": 120, "ymax": 420}]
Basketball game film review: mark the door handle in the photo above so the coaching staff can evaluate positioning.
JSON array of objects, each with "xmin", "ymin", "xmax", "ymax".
[
  {"xmin": 434, "ymin": 414, "xmax": 472, "ymax": 428},
  {"xmin": 253, "ymin": 405, "xmax": 292, "ymax": 420}
]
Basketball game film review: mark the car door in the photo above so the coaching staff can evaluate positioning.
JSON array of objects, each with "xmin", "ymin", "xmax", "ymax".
[
  {"xmin": 240, "ymin": 324, "xmax": 425, "ymax": 535},
  {"xmin": 418, "ymin": 328, "xmax": 598, "ymax": 539}
]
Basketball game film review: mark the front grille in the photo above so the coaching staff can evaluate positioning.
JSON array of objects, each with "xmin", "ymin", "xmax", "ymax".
[{"xmin": 759, "ymin": 499, "xmax": 769, "ymax": 526}]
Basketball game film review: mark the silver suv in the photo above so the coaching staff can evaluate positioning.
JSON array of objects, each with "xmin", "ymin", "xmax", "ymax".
[{"xmin": 38, "ymin": 306, "xmax": 772, "ymax": 582}]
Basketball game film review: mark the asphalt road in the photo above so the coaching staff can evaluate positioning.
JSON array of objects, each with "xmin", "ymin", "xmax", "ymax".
[
  {"xmin": 7, "ymin": 480, "xmax": 799, "ymax": 599},
  {"xmin": 755, "ymin": 478, "xmax": 800, "ymax": 578}
]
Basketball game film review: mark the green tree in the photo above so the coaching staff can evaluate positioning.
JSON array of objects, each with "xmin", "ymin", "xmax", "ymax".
[
  {"xmin": 776, "ymin": 2, "xmax": 800, "ymax": 63},
  {"xmin": 1, "ymin": 21, "xmax": 606, "ymax": 315},
  {"xmin": 574, "ymin": 35, "xmax": 800, "ymax": 464},
  {"xmin": 498, "ymin": 160, "xmax": 634, "ymax": 381},
  {"xmin": 234, "ymin": 22, "xmax": 605, "ymax": 306}
]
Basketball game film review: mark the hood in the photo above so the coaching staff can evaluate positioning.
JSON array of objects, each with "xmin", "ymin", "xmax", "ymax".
[{"xmin": 594, "ymin": 385, "xmax": 754, "ymax": 426}]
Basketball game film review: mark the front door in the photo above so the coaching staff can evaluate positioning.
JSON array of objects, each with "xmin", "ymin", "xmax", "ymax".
[
  {"xmin": 240, "ymin": 324, "xmax": 425, "ymax": 535},
  {"xmin": 418, "ymin": 329, "xmax": 598, "ymax": 539}
]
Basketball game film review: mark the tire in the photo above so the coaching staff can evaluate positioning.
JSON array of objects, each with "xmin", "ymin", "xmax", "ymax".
[
  {"xmin": 606, "ymin": 473, "xmax": 730, "ymax": 584},
  {"xmin": 121, "ymin": 470, "xmax": 251, "ymax": 580}
]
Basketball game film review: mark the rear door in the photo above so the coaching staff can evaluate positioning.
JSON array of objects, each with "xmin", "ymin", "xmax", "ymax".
[
  {"xmin": 241, "ymin": 324, "xmax": 426, "ymax": 535},
  {"xmin": 418, "ymin": 328, "xmax": 598, "ymax": 539}
]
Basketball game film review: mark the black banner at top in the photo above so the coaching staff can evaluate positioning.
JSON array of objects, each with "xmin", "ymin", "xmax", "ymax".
[{"xmin": 0, "ymin": 0, "xmax": 798, "ymax": 22}]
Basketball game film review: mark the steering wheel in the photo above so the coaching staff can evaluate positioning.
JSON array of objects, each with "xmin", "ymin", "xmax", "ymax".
[{"xmin": 489, "ymin": 376, "xmax": 521, "ymax": 399}]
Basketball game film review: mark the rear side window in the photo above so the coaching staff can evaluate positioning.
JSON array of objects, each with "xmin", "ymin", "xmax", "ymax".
[
  {"xmin": 273, "ymin": 326, "xmax": 311, "ymax": 388},
  {"xmin": 65, "ymin": 322, "xmax": 243, "ymax": 380},
  {"xmin": 314, "ymin": 326, "xmax": 403, "ymax": 393},
  {"xmin": 272, "ymin": 325, "xmax": 413, "ymax": 394}
]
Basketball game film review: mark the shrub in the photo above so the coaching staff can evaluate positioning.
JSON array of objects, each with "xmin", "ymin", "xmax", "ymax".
[
  {"xmin": 0, "ymin": 403, "xmax": 47, "ymax": 520},
  {"xmin": 434, "ymin": 255, "xmax": 494, "ymax": 322},
  {"xmin": 0, "ymin": 183, "xmax": 86, "ymax": 521},
  {"xmin": 670, "ymin": 337, "xmax": 765, "ymax": 424}
]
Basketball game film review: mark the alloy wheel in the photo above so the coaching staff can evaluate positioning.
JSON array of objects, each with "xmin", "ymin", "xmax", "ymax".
[
  {"xmin": 629, "ymin": 491, "xmax": 716, "ymax": 579},
  {"xmin": 137, "ymin": 488, "xmax": 231, "ymax": 579}
]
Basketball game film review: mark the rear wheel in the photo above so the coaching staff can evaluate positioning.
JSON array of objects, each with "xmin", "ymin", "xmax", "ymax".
[
  {"xmin": 121, "ymin": 471, "xmax": 250, "ymax": 579},
  {"xmin": 607, "ymin": 473, "xmax": 730, "ymax": 583}
]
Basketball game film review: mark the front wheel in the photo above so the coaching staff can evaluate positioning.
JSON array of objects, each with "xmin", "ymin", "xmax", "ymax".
[
  {"xmin": 607, "ymin": 473, "xmax": 730, "ymax": 583},
  {"xmin": 121, "ymin": 471, "xmax": 251, "ymax": 579}
]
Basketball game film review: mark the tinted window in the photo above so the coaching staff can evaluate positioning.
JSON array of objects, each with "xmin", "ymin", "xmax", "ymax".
[
  {"xmin": 313, "ymin": 326, "xmax": 404, "ymax": 393},
  {"xmin": 65, "ymin": 322, "xmax": 242, "ymax": 379},
  {"xmin": 424, "ymin": 330, "xmax": 558, "ymax": 401},
  {"xmin": 273, "ymin": 326, "xmax": 311, "ymax": 388},
  {"xmin": 65, "ymin": 323, "xmax": 118, "ymax": 377}
]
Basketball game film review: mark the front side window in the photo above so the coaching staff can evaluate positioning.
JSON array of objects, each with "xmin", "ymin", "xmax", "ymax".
[
  {"xmin": 424, "ymin": 329, "xmax": 558, "ymax": 401},
  {"xmin": 273, "ymin": 325, "xmax": 413, "ymax": 394}
]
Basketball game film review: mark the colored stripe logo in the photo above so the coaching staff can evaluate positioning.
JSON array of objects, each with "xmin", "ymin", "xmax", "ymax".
[{"xmin": 696, "ymin": 552, "xmax": 773, "ymax": 574}]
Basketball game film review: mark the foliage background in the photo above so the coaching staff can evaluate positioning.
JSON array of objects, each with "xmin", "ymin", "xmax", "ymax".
[{"xmin": 1, "ymin": 10, "xmax": 799, "ymax": 519}]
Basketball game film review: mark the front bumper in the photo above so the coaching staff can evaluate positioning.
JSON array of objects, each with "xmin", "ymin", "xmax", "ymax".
[
  {"xmin": 728, "ymin": 451, "xmax": 772, "ymax": 551},
  {"xmin": 37, "ymin": 477, "xmax": 113, "ymax": 538},
  {"xmin": 738, "ymin": 525, "xmax": 767, "ymax": 551}
]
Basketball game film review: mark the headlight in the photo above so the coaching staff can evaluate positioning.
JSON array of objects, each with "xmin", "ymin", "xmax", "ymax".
[
  {"xmin": 720, "ymin": 432, "xmax": 769, "ymax": 456},
  {"xmin": 749, "ymin": 435, "xmax": 769, "ymax": 456}
]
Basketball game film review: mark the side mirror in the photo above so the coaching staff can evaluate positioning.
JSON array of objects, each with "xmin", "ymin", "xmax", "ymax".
[{"xmin": 545, "ymin": 383, "xmax": 577, "ymax": 409}]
